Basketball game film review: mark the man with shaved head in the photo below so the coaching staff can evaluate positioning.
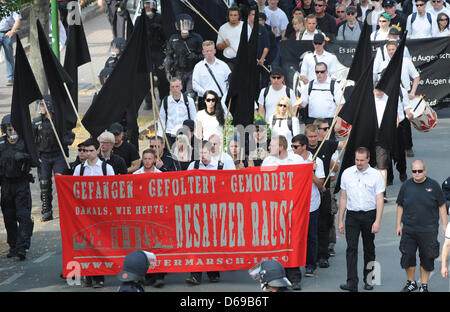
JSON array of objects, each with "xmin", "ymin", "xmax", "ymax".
[{"xmin": 396, "ymin": 159, "xmax": 447, "ymax": 292}]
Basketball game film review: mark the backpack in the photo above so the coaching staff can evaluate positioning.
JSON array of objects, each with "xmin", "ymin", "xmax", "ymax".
[
  {"xmin": 262, "ymin": 85, "xmax": 292, "ymax": 112},
  {"xmin": 341, "ymin": 21, "xmax": 363, "ymax": 40},
  {"xmin": 411, "ymin": 12, "xmax": 432, "ymax": 25},
  {"xmin": 79, "ymin": 161, "xmax": 108, "ymax": 176},
  {"xmin": 271, "ymin": 117, "xmax": 294, "ymax": 135},
  {"xmin": 308, "ymin": 79, "xmax": 336, "ymax": 101},
  {"xmin": 194, "ymin": 160, "xmax": 224, "ymax": 170},
  {"xmin": 162, "ymin": 93, "xmax": 191, "ymax": 125}
]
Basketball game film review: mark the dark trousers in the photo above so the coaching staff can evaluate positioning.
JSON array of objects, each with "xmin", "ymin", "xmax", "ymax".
[
  {"xmin": 37, "ymin": 152, "xmax": 67, "ymax": 181},
  {"xmin": 402, "ymin": 118, "xmax": 413, "ymax": 150},
  {"xmin": 306, "ymin": 209, "xmax": 319, "ymax": 270},
  {"xmin": 318, "ymin": 189, "xmax": 333, "ymax": 260},
  {"xmin": 388, "ymin": 121, "xmax": 407, "ymax": 181},
  {"xmin": 1, "ymin": 180, "xmax": 33, "ymax": 253},
  {"xmin": 190, "ymin": 271, "xmax": 220, "ymax": 282},
  {"xmin": 345, "ymin": 210, "xmax": 376, "ymax": 287}
]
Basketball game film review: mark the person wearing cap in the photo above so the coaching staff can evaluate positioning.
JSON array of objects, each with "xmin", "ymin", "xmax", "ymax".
[
  {"xmin": 406, "ymin": 0, "xmax": 436, "ymax": 38},
  {"xmin": 299, "ymin": 33, "xmax": 338, "ymax": 85},
  {"xmin": 370, "ymin": 13, "xmax": 392, "ymax": 40},
  {"xmin": 248, "ymin": 119, "xmax": 271, "ymax": 167},
  {"xmin": 118, "ymin": 250, "xmax": 156, "ymax": 292},
  {"xmin": 383, "ymin": 0, "xmax": 407, "ymax": 35},
  {"xmin": 110, "ymin": 122, "xmax": 140, "ymax": 174},
  {"xmin": 337, "ymin": 6, "xmax": 363, "ymax": 40},
  {"xmin": 249, "ymin": 259, "xmax": 293, "ymax": 292},
  {"xmin": 255, "ymin": 67, "xmax": 296, "ymax": 121}
]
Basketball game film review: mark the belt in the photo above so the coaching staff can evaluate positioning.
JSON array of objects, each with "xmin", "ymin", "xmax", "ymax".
[{"xmin": 348, "ymin": 209, "xmax": 376, "ymax": 214}]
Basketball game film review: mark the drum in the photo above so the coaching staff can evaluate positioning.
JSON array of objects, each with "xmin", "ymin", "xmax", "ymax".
[
  {"xmin": 410, "ymin": 97, "xmax": 438, "ymax": 132},
  {"xmin": 335, "ymin": 118, "xmax": 351, "ymax": 139}
]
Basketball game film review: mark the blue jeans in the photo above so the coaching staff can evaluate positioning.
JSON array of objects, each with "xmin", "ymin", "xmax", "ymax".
[
  {"xmin": 0, "ymin": 33, "xmax": 14, "ymax": 80},
  {"xmin": 306, "ymin": 209, "xmax": 319, "ymax": 271}
]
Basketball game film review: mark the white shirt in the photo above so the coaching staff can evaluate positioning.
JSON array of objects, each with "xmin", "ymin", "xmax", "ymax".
[
  {"xmin": 300, "ymin": 77, "xmax": 344, "ymax": 118},
  {"xmin": 427, "ymin": 5, "xmax": 450, "ymax": 19},
  {"xmin": 133, "ymin": 166, "xmax": 161, "ymax": 174},
  {"xmin": 298, "ymin": 151, "xmax": 325, "ymax": 212},
  {"xmin": 256, "ymin": 86, "xmax": 296, "ymax": 120},
  {"xmin": 374, "ymin": 92, "xmax": 410, "ymax": 125},
  {"xmin": 406, "ymin": 12, "xmax": 435, "ymax": 39},
  {"xmin": 374, "ymin": 94, "xmax": 388, "ymax": 127},
  {"xmin": 301, "ymin": 29, "xmax": 319, "ymax": 40},
  {"xmin": 192, "ymin": 58, "xmax": 231, "ymax": 97},
  {"xmin": 216, "ymin": 21, "xmax": 252, "ymax": 59},
  {"xmin": 187, "ymin": 158, "xmax": 233, "ymax": 170},
  {"xmin": 158, "ymin": 94, "xmax": 197, "ymax": 136},
  {"xmin": 195, "ymin": 110, "xmax": 224, "ymax": 141},
  {"xmin": 434, "ymin": 27, "xmax": 450, "ymax": 37},
  {"xmin": 373, "ymin": 56, "xmax": 419, "ymax": 91},
  {"xmin": 264, "ymin": 6, "xmax": 289, "ymax": 37},
  {"xmin": 445, "ymin": 221, "xmax": 450, "ymax": 238},
  {"xmin": 340, "ymin": 165, "xmax": 385, "ymax": 212},
  {"xmin": 268, "ymin": 115, "xmax": 301, "ymax": 150},
  {"xmin": 370, "ymin": 28, "xmax": 389, "ymax": 41},
  {"xmin": 300, "ymin": 50, "xmax": 338, "ymax": 82},
  {"xmin": 73, "ymin": 159, "xmax": 115, "ymax": 176},
  {"xmin": 211, "ymin": 152, "xmax": 236, "ymax": 170},
  {"xmin": 261, "ymin": 152, "xmax": 305, "ymax": 166},
  {"xmin": 367, "ymin": 8, "xmax": 385, "ymax": 32},
  {"xmin": 373, "ymin": 44, "xmax": 411, "ymax": 82}
]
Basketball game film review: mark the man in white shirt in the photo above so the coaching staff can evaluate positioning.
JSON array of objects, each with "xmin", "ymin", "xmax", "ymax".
[
  {"xmin": 291, "ymin": 134, "xmax": 325, "ymax": 282},
  {"xmin": 207, "ymin": 134, "xmax": 236, "ymax": 170},
  {"xmin": 406, "ymin": 0, "xmax": 436, "ymax": 38},
  {"xmin": 299, "ymin": 62, "xmax": 344, "ymax": 126},
  {"xmin": 216, "ymin": 6, "xmax": 252, "ymax": 69},
  {"xmin": 338, "ymin": 147, "xmax": 385, "ymax": 292},
  {"xmin": 427, "ymin": 0, "xmax": 450, "ymax": 18},
  {"xmin": 158, "ymin": 77, "xmax": 197, "ymax": 147},
  {"xmin": 301, "ymin": 14, "xmax": 321, "ymax": 40},
  {"xmin": 300, "ymin": 33, "xmax": 338, "ymax": 84},
  {"xmin": 261, "ymin": 135, "xmax": 304, "ymax": 166},
  {"xmin": 192, "ymin": 41, "xmax": 231, "ymax": 103},
  {"xmin": 256, "ymin": 67, "xmax": 296, "ymax": 120},
  {"xmin": 133, "ymin": 149, "xmax": 161, "ymax": 174},
  {"xmin": 264, "ymin": 0, "xmax": 289, "ymax": 66}
]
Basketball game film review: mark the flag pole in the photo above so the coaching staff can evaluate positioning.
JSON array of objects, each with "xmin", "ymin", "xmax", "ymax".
[
  {"xmin": 150, "ymin": 72, "xmax": 172, "ymax": 153},
  {"xmin": 63, "ymin": 82, "xmax": 88, "ymax": 133},
  {"xmin": 183, "ymin": 0, "xmax": 270, "ymax": 73},
  {"xmin": 42, "ymin": 100, "xmax": 71, "ymax": 169},
  {"xmin": 322, "ymin": 132, "xmax": 349, "ymax": 188},
  {"xmin": 221, "ymin": 97, "xmax": 233, "ymax": 163}
]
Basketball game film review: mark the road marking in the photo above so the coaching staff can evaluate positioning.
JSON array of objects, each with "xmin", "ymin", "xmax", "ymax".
[
  {"xmin": 0, "ymin": 272, "xmax": 24, "ymax": 286},
  {"xmin": 33, "ymin": 251, "xmax": 56, "ymax": 264}
]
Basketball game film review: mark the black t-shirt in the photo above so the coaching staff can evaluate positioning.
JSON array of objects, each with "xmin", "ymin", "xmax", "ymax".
[
  {"xmin": 390, "ymin": 12, "xmax": 407, "ymax": 36},
  {"xmin": 113, "ymin": 141, "xmax": 140, "ymax": 168},
  {"xmin": 396, "ymin": 177, "xmax": 446, "ymax": 233},
  {"xmin": 316, "ymin": 13, "xmax": 338, "ymax": 39},
  {"xmin": 307, "ymin": 140, "xmax": 338, "ymax": 188}
]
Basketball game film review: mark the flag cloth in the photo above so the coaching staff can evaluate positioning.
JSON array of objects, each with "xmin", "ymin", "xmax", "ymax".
[
  {"xmin": 346, "ymin": 20, "xmax": 372, "ymax": 83},
  {"xmin": 37, "ymin": 20, "xmax": 75, "ymax": 147},
  {"xmin": 335, "ymin": 58, "xmax": 378, "ymax": 193},
  {"xmin": 63, "ymin": 21, "xmax": 91, "ymax": 112},
  {"xmin": 82, "ymin": 9, "xmax": 150, "ymax": 139},
  {"xmin": 160, "ymin": 0, "xmax": 227, "ymax": 42},
  {"xmin": 375, "ymin": 32, "xmax": 407, "ymax": 152},
  {"xmin": 10, "ymin": 34, "xmax": 41, "ymax": 165},
  {"xmin": 56, "ymin": 164, "xmax": 313, "ymax": 277},
  {"xmin": 224, "ymin": 6, "xmax": 258, "ymax": 127}
]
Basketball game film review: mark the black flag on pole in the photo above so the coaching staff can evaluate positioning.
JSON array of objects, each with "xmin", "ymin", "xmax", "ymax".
[
  {"xmin": 346, "ymin": 20, "xmax": 372, "ymax": 83},
  {"xmin": 82, "ymin": 8, "xmax": 150, "ymax": 139},
  {"xmin": 10, "ymin": 34, "xmax": 42, "ymax": 165}
]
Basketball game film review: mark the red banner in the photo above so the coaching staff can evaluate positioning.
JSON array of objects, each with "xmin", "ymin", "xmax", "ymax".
[{"xmin": 55, "ymin": 164, "xmax": 312, "ymax": 277}]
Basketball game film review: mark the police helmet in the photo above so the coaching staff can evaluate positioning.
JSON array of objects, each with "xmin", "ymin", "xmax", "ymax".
[
  {"xmin": 144, "ymin": 0, "xmax": 157, "ymax": 11},
  {"xmin": 1, "ymin": 114, "xmax": 13, "ymax": 134},
  {"xmin": 118, "ymin": 250, "xmax": 156, "ymax": 282},
  {"xmin": 99, "ymin": 67, "xmax": 113, "ymax": 86},
  {"xmin": 110, "ymin": 37, "xmax": 127, "ymax": 56},
  {"xmin": 39, "ymin": 94, "xmax": 55, "ymax": 114},
  {"xmin": 249, "ymin": 260, "xmax": 292, "ymax": 289},
  {"xmin": 175, "ymin": 13, "xmax": 194, "ymax": 33}
]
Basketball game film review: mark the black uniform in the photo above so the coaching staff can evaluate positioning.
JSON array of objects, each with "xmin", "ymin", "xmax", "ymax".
[
  {"xmin": 106, "ymin": 0, "xmax": 128, "ymax": 38},
  {"xmin": 32, "ymin": 113, "xmax": 69, "ymax": 222},
  {"xmin": 0, "ymin": 137, "xmax": 35, "ymax": 260},
  {"xmin": 164, "ymin": 32, "xmax": 203, "ymax": 97}
]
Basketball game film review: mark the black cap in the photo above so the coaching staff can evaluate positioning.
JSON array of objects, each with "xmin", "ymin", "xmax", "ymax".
[
  {"xmin": 182, "ymin": 119, "xmax": 195, "ymax": 132},
  {"xmin": 109, "ymin": 122, "xmax": 124, "ymax": 135},
  {"xmin": 313, "ymin": 33, "xmax": 325, "ymax": 44},
  {"xmin": 388, "ymin": 27, "xmax": 400, "ymax": 36},
  {"xmin": 382, "ymin": 0, "xmax": 396, "ymax": 7},
  {"xmin": 346, "ymin": 5, "xmax": 357, "ymax": 14},
  {"xmin": 270, "ymin": 66, "xmax": 285, "ymax": 77},
  {"xmin": 118, "ymin": 250, "xmax": 150, "ymax": 282}
]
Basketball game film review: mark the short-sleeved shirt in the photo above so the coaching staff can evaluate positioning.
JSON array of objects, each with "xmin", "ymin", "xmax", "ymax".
[
  {"xmin": 396, "ymin": 177, "xmax": 446, "ymax": 233},
  {"xmin": 445, "ymin": 221, "xmax": 450, "ymax": 239},
  {"xmin": 113, "ymin": 141, "xmax": 140, "ymax": 168}
]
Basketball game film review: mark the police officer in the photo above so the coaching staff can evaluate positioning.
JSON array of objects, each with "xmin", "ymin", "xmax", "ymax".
[
  {"xmin": 249, "ymin": 260, "xmax": 293, "ymax": 292},
  {"xmin": 33, "ymin": 96, "xmax": 73, "ymax": 222},
  {"xmin": 163, "ymin": 14, "xmax": 203, "ymax": 98},
  {"xmin": 104, "ymin": 37, "xmax": 127, "ymax": 69},
  {"xmin": 0, "ymin": 115, "xmax": 35, "ymax": 260},
  {"xmin": 99, "ymin": 0, "xmax": 128, "ymax": 38},
  {"xmin": 142, "ymin": 0, "xmax": 169, "ymax": 110}
]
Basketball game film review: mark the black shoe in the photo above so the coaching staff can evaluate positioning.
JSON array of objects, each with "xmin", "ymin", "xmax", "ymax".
[
  {"xmin": 41, "ymin": 211, "xmax": 53, "ymax": 222},
  {"xmin": 82, "ymin": 276, "xmax": 93, "ymax": 287},
  {"xmin": 387, "ymin": 179, "xmax": 393, "ymax": 186},
  {"xmin": 328, "ymin": 248, "xmax": 336, "ymax": 257},
  {"xmin": 319, "ymin": 258, "xmax": 329, "ymax": 268},
  {"xmin": 6, "ymin": 249, "xmax": 17, "ymax": 258},
  {"xmin": 152, "ymin": 279, "xmax": 165, "ymax": 288},
  {"xmin": 291, "ymin": 282, "xmax": 302, "ymax": 290},
  {"xmin": 400, "ymin": 173, "xmax": 407, "ymax": 182},
  {"xmin": 304, "ymin": 269, "xmax": 315, "ymax": 277},
  {"xmin": 401, "ymin": 280, "xmax": 418, "ymax": 292},
  {"xmin": 340, "ymin": 283, "xmax": 358, "ymax": 292},
  {"xmin": 419, "ymin": 284, "xmax": 429, "ymax": 292},
  {"xmin": 16, "ymin": 250, "xmax": 26, "ymax": 261},
  {"xmin": 186, "ymin": 276, "xmax": 201, "ymax": 285},
  {"xmin": 364, "ymin": 283, "xmax": 374, "ymax": 290},
  {"xmin": 92, "ymin": 279, "xmax": 104, "ymax": 288}
]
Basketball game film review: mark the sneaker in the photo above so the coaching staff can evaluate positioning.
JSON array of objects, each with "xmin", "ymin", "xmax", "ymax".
[
  {"xmin": 328, "ymin": 248, "xmax": 336, "ymax": 257},
  {"xmin": 419, "ymin": 284, "xmax": 429, "ymax": 292},
  {"xmin": 401, "ymin": 280, "xmax": 418, "ymax": 292},
  {"xmin": 304, "ymin": 269, "xmax": 315, "ymax": 277},
  {"xmin": 186, "ymin": 276, "xmax": 201, "ymax": 285},
  {"xmin": 319, "ymin": 258, "xmax": 329, "ymax": 268}
]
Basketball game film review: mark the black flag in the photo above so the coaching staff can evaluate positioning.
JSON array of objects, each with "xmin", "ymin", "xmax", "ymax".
[
  {"xmin": 224, "ymin": 7, "xmax": 258, "ymax": 127},
  {"xmin": 11, "ymin": 35, "xmax": 42, "ymax": 165},
  {"xmin": 82, "ymin": 9, "xmax": 150, "ymax": 139},
  {"xmin": 346, "ymin": 20, "xmax": 372, "ymax": 83},
  {"xmin": 335, "ymin": 58, "xmax": 378, "ymax": 193},
  {"xmin": 375, "ymin": 32, "xmax": 407, "ymax": 152},
  {"xmin": 37, "ymin": 20, "xmax": 76, "ymax": 147},
  {"xmin": 63, "ymin": 21, "xmax": 91, "ymax": 112}
]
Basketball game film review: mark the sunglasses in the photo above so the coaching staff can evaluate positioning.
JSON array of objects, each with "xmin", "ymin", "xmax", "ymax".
[
  {"xmin": 315, "ymin": 4, "xmax": 324, "ymax": 6},
  {"xmin": 78, "ymin": 148, "xmax": 86, "ymax": 152},
  {"xmin": 379, "ymin": 19, "xmax": 388, "ymax": 23},
  {"xmin": 416, "ymin": 3, "xmax": 425, "ymax": 6},
  {"xmin": 432, "ymin": 0, "xmax": 441, "ymax": 2},
  {"xmin": 412, "ymin": 169, "xmax": 424, "ymax": 173},
  {"xmin": 319, "ymin": 126, "xmax": 329, "ymax": 131},
  {"xmin": 315, "ymin": 70, "xmax": 326, "ymax": 74},
  {"xmin": 337, "ymin": 10, "xmax": 345, "ymax": 13},
  {"xmin": 291, "ymin": 144, "xmax": 302, "ymax": 149},
  {"xmin": 149, "ymin": 144, "xmax": 157, "ymax": 148},
  {"xmin": 278, "ymin": 104, "xmax": 287, "ymax": 107},
  {"xmin": 347, "ymin": 12, "xmax": 356, "ymax": 15},
  {"xmin": 205, "ymin": 98, "xmax": 216, "ymax": 102},
  {"xmin": 439, "ymin": 18, "xmax": 449, "ymax": 21},
  {"xmin": 271, "ymin": 75, "xmax": 282, "ymax": 79}
]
